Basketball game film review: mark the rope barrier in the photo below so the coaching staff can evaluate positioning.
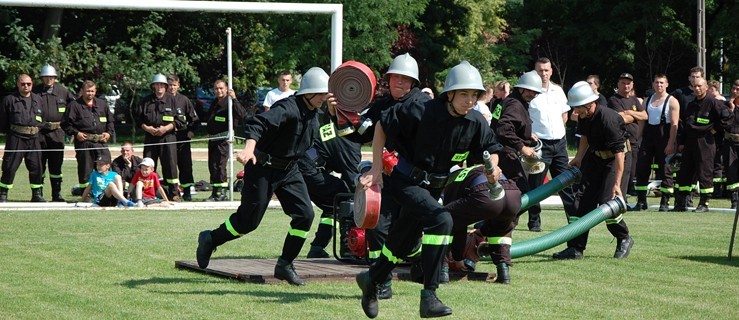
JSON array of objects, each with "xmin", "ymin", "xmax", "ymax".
[{"xmin": 0, "ymin": 135, "xmax": 248, "ymax": 153}]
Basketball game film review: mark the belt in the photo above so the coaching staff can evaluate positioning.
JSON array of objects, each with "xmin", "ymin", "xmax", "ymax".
[
  {"xmin": 45, "ymin": 122, "xmax": 61, "ymax": 130},
  {"xmin": 84, "ymin": 133, "xmax": 106, "ymax": 142},
  {"xmin": 208, "ymin": 131, "xmax": 229, "ymax": 140},
  {"xmin": 256, "ymin": 151, "xmax": 295, "ymax": 170},
  {"xmin": 10, "ymin": 124, "xmax": 39, "ymax": 135},
  {"xmin": 593, "ymin": 140, "xmax": 631, "ymax": 160},
  {"xmin": 394, "ymin": 156, "xmax": 448, "ymax": 188},
  {"xmin": 725, "ymin": 132, "xmax": 739, "ymax": 143}
]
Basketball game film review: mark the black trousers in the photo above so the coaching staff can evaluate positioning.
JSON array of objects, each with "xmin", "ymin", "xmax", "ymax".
[
  {"xmin": 40, "ymin": 130, "xmax": 65, "ymax": 181},
  {"xmin": 177, "ymin": 138, "xmax": 195, "ymax": 189},
  {"xmin": 526, "ymin": 138, "xmax": 577, "ymax": 229},
  {"xmin": 444, "ymin": 179, "xmax": 521, "ymax": 265},
  {"xmin": 0, "ymin": 134, "xmax": 43, "ymax": 188},
  {"xmin": 635, "ymin": 124, "xmax": 674, "ymax": 193},
  {"xmin": 73, "ymin": 140, "xmax": 109, "ymax": 185},
  {"xmin": 297, "ymin": 158, "xmax": 351, "ymax": 248},
  {"xmin": 144, "ymin": 134, "xmax": 178, "ymax": 185},
  {"xmin": 208, "ymin": 138, "xmax": 229, "ymax": 186},
  {"xmin": 369, "ymin": 172, "xmax": 452, "ymax": 290},
  {"xmin": 365, "ymin": 176, "xmax": 405, "ymax": 261},
  {"xmin": 210, "ymin": 163, "xmax": 315, "ymax": 263},
  {"xmin": 722, "ymin": 141, "xmax": 739, "ymax": 190},
  {"xmin": 677, "ymin": 135, "xmax": 715, "ymax": 194},
  {"xmin": 567, "ymin": 153, "xmax": 629, "ymax": 251}
]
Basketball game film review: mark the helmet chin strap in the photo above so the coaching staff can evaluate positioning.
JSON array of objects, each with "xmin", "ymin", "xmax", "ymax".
[{"xmin": 447, "ymin": 101, "xmax": 464, "ymax": 117}]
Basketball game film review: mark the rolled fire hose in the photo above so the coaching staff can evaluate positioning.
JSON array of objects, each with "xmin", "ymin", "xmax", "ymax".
[
  {"xmin": 354, "ymin": 161, "xmax": 381, "ymax": 229},
  {"xmin": 510, "ymin": 196, "xmax": 627, "ymax": 258},
  {"xmin": 328, "ymin": 61, "xmax": 376, "ymax": 136},
  {"xmin": 519, "ymin": 166, "xmax": 582, "ymax": 213}
]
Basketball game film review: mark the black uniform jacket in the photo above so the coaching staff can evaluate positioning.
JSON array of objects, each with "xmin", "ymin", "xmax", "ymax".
[
  {"xmin": 112, "ymin": 155, "xmax": 143, "ymax": 183},
  {"xmin": 0, "ymin": 92, "xmax": 44, "ymax": 138},
  {"xmin": 680, "ymin": 95, "xmax": 733, "ymax": 144},
  {"xmin": 243, "ymin": 95, "xmax": 319, "ymax": 160},
  {"xmin": 136, "ymin": 93, "xmax": 184, "ymax": 136},
  {"xmin": 495, "ymin": 90, "xmax": 534, "ymax": 153},
  {"xmin": 381, "ymin": 97, "xmax": 502, "ymax": 175},
  {"xmin": 61, "ymin": 97, "xmax": 115, "ymax": 137},
  {"xmin": 607, "ymin": 93, "xmax": 644, "ymax": 144},
  {"xmin": 206, "ymin": 96, "xmax": 246, "ymax": 135},
  {"xmin": 577, "ymin": 105, "xmax": 627, "ymax": 153},
  {"xmin": 343, "ymin": 87, "xmax": 430, "ymax": 145},
  {"xmin": 33, "ymin": 84, "xmax": 75, "ymax": 143},
  {"xmin": 172, "ymin": 93, "xmax": 199, "ymax": 140}
]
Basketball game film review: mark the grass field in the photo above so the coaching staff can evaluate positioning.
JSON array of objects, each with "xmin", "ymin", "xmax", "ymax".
[{"xmin": 1, "ymin": 201, "xmax": 739, "ymax": 319}]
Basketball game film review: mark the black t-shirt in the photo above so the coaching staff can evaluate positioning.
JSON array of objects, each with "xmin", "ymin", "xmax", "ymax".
[{"xmin": 607, "ymin": 93, "xmax": 643, "ymax": 144}]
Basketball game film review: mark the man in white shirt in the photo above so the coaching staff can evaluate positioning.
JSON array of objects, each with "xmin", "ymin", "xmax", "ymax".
[
  {"xmin": 526, "ymin": 57, "xmax": 576, "ymax": 232},
  {"xmin": 262, "ymin": 70, "xmax": 295, "ymax": 112}
]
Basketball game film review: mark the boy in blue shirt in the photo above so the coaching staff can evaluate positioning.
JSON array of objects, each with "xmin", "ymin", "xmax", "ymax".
[{"xmin": 80, "ymin": 153, "xmax": 135, "ymax": 207}]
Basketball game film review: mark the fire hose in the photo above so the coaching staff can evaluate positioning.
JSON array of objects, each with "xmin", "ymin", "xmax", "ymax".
[{"xmin": 327, "ymin": 61, "xmax": 376, "ymax": 136}]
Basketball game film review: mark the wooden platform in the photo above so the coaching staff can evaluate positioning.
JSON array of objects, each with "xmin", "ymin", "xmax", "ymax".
[{"xmin": 175, "ymin": 258, "xmax": 495, "ymax": 284}]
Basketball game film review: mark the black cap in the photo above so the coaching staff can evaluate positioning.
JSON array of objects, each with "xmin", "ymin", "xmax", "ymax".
[
  {"xmin": 619, "ymin": 73, "xmax": 634, "ymax": 81},
  {"xmin": 94, "ymin": 153, "xmax": 111, "ymax": 164}
]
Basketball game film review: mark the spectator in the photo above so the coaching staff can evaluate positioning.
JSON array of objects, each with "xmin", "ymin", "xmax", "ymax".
[
  {"xmin": 80, "ymin": 153, "xmax": 135, "ymax": 207},
  {"xmin": 709, "ymin": 80, "xmax": 727, "ymax": 101},
  {"xmin": 111, "ymin": 141, "xmax": 143, "ymax": 190},
  {"xmin": 262, "ymin": 70, "xmax": 295, "ymax": 112},
  {"xmin": 33, "ymin": 64, "xmax": 75, "ymax": 202},
  {"xmin": 473, "ymin": 85, "xmax": 493, "ymax": 125},
  {"xmin": 421, "ymin": 87, "xmax": 434, "ymax": 98},
  {"xmin": 130, "ymin": 157, "xmax": 170, "ymax": 207},
  {"xmin": 168, "ymin": 74, "xmax": 199, "ymax": 201},
  {"xmin": 205, "ymin": 79, "xmax": 246, "ymax": 201},
  {"xmin": 0, "ymin": 74, "xmax": 46, "ymax": 202}
]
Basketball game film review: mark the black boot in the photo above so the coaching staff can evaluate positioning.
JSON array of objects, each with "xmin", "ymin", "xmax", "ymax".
[
  {"xmin": 196, "ymin": 230, "xmax": 217, "ymax": 269},
  {"xmin": 50, "ymin": 178, "xmax": 65, "ymax": 202},
  {"xmin": 614, "ymin": 236, "xmax": 634, "ymax": 258},
  {"xmin": 628, "ymin": 190, "xmax": 648, "ymax": 211},
  {"xmin": 439, "ymin": 260, "xmax": 450, "ymax": 284},
  {"xmin": 731, "ymin": 191, "xmax": 738, "ymax": 210},
  {"xmin": 670, "ymin": 193, "xmax": 688, "ymax": 212},
  {"xmin": 377, "ymin": 278, "xmax": 393, "ymax": 300},
  {"xmin": 169, "ymin": 184, "xmax": 181, "ymax": 202},
  {"xmin": 693, "ymin": 194, "xmax": 710, "ymax": 213},
  {"xmin": 659, "ymin": 193, "xmax": 671, "ymax": 212},
  {"xmin": 494, "ymin": 263, "xmax": 511, "ymax": 284},
  {"xmin": 274, "ymin": 257, "xmax": 305, "ymax": 286},
  {"xmin": 307, "ymin": 245, "xmax": 330, "ymax": 258},
  {"xmin": 356, "ymin": 271, "xmax": 379, "ymax": 318},
  {"xmin": 0, "ymin": 187, "xmax": 8, "ymax": 202},
  {"xmin": 31, "ymin": 188, "xmax": 47, "ymax": 202},
  {"xmin": 182, "ymin": 186, "xmax": 192, "ymax": 201},
  {"xmin": 206, "ymin": 187, "xmax": 221, "ymax": 202},
  {"xmin": 419, "ymin": 289, "xmax": 452, "ymax": 318}
]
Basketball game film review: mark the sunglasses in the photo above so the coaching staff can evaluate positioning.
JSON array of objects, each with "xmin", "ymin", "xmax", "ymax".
[{"xmin": 19, "ymin": 82, "xmax": 33, "ymax": 86}]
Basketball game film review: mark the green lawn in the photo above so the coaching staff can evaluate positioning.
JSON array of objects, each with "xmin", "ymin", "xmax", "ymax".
[{"xmin": 1, "ymin": 203, "xmax": 738, "ymax": 319}]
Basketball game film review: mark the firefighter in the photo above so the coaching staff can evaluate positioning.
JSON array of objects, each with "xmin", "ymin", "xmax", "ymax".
[
  {"xmin": 299, "ymin": 108, "xmax": 361, "ymax": 258},
  {"xmin": 0, "ymin": 74, "xmax": 46, "ymax": 202},
  {"xmin": 196, "ymin": 67, "xmax": 335, "ymax": 286},
  {"xmin": 673, "ymin": 78, "xmax": 734, "ymax": 212},
  {"xmin": 205, "ymin": 80, "xmax": 246, "ymax": 201},
  {"xmin": 493, "ymin": 70, "xmax": 542, "ymax": 200},
  {"xmin": 168, "ymin": 75, "xmax": 199, "ymax": 201},
  {"xmin": 443, "ymin": 165, "xmax": 521, "ymax": 284},
  {"xmin": 61, "ymin": 80, "xmax": 115, "ymax": 198},
  {"xmin": 355, "ymin": 61, "xmax": 502, "ymax": 318},
  {"xmin": 723, "ymin": 80, "xmax": 739, "ymax": 209},
  {"xmin": 330, "ymin": 53, "xmax": 430, "ymax": 299},
  {"xmin": 633, "ymin": 74, "xmax": 680, "ymax": 211},
  {"xmin": 33, "ymin": 64, "xmax": 75, "ymax": 202},
  {"xmin": 136, "ymin": 73, "xmax": 184, "ymax": 201},
  {"xmin": 552, "ymin": 81, "xmax": 634, "ymax": 260}
]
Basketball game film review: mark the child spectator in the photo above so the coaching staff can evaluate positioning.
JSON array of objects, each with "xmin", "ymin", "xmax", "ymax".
[
  {"xmin": 80, "ymin": 153, "xmax": 135, "ymax": 207},
  {"xmin": 130, "ymin": 157, "xmax": 171, "ymax": 207}
]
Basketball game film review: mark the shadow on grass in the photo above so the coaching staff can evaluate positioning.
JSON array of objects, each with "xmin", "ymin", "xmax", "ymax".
[
  {"xmin": 676, "ymin": 255, "xmax": 739, "ymax": 268},
  {"xmin": 120, "ymin": 277, "xmax": 355, "ymax": 302}
]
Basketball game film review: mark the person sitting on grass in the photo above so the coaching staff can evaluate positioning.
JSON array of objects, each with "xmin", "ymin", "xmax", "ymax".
[
  {"xmin": 80, "ymin": 153, "xmax": 135, "ymax": 208},
  {"xmin": 130, "ymin": 157, "xmax": 171, "ymax": 207}
]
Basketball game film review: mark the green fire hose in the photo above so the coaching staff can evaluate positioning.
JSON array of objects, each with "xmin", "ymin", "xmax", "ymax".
[
  {"xmin": 510, "ymin": 196, "xmax": 627, "ymax": 259},
  {"xmin": 519, "ymin": 167, "xmax": 582, "ymax": 213}
]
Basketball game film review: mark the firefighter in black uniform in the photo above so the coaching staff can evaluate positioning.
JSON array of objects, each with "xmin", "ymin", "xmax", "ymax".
[
  {"xmin": 168, "ymin": 75, "xmax": 199, "ymax": 201},
  {"xmin": 633, "ymin": 74, "xmax": 680, "ymax": 211},
  {"xmin": 111, "ymin": 141, "xmax": 143, "ymax": 192},
  {"xmin": 300, "ymin": 108, "xmax": 361, "ymax": 258},
  {"xmin": 332, "ymin": 53, "xmax": 429, "ymax": 299},
  {"xmin": 0, "ymin": 74, "xmax": 46, "ymax": 202},
  {"xmin": 33, "ymin": 64, "xmax": 75, "ymax": 202},
  {"xmin": 673, "ymin": 78, "xmax": 734, "ymax": 212},
  {"xmin": 196, "ymin": 67, "xmax": 335, "ymax": 286},
  {"xmin": 356, "ymin": 61, "xmax": 502, "ymax": 319},
  {"xmin": 61, "ymin": 80, "xmax": 115, "ymax": 197},
  {"xmin": 722, "ymin": 80, "xmax": 739, "ymax": 209},
  {"xmin": 443, "ymin": 165, "xmax": 521, "ymax": 284},
  {"xmin": 607, "ymin": 73, "xmax": 647, "ymax": 209},
  {"xmin": 494, "ymin": 70, "xmax": 543, "ymax": 197},
  {"xmin": 137, "ymin": 73, "xmax": 184, "ymax": 201},
  {"xmin": 205, "ymin": 79, "xmax": 246, "ymax": 201},
  {"xmin": 552, "ymin": 81, "xmax": 634, "ymax": 260}
]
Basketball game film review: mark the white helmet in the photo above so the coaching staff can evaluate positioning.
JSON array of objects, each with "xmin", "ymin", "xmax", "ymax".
[
  {"xmin": 567, "ymin": 81, "xmax": 599, "ymax": 107},
  {"xmin": 514, "ymin": 71, "xmax": 543, "ymax": 93},
  {"xmin": 150, "ymin": 73, "xmax": 168, "ymax": 86},
  {"xmin": 297, "ymin": 67, "xmax": 329, "ymax": 95},
  {"xmin": 440, "ymin": 61, "xmax": 485, "ymax": 95},
  {"xmin": 385, "ymin": 53, "xmax": 419, "ymax": 83},
  {"xmin": 40, "ymin": 64, "xmax": 58, "ymax": 77}
]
